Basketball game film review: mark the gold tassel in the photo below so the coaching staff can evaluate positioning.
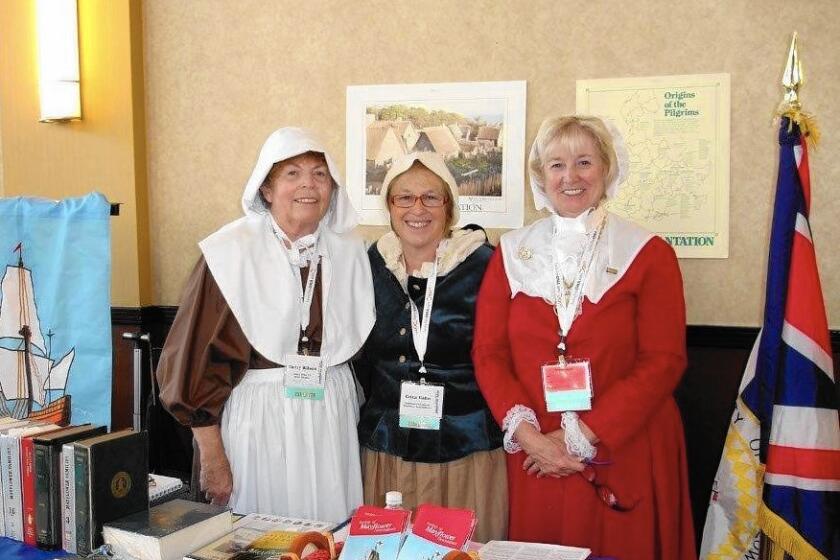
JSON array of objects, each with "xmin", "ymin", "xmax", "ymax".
[
  {"xmin": 776, "ymin": 101, "xmax": 821, "ymax": 147},
  {"xmin": 759, "ymin": 504, "xmax": 828, "ymax": 559},
  {"xmin": 769, "ymin": 541, "xmax": 785, "ymax": 560}
]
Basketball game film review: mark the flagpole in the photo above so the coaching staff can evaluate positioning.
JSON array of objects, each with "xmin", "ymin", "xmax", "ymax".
[{"xmin": 758, "ymin": 30, "xmax": 802, "ymax": 560}]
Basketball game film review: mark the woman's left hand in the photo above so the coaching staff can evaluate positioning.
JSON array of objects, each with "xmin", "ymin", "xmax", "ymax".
[{"xmin": 521, "ymin": 430, "xmax": 584, "ymax": 478}]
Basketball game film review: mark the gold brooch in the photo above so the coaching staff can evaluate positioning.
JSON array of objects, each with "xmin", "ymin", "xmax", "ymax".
[{"xmin": 517, "ymin": 246, "xmax": 532, "ymax": 260}]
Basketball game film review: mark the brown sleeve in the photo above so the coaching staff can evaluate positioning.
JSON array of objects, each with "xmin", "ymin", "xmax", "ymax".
[{"xmin": 156, "ymin": 256, "xmax": 252, "ymax": 427}]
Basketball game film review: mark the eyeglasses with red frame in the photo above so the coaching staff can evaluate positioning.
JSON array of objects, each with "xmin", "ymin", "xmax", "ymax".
[
  {"xmin": 389, "ymin": 193, "xmax": 448, "ymax": 208},
  {"xmin": 579, "ymin": 462, "xmax": 637, "ymax": 512}
]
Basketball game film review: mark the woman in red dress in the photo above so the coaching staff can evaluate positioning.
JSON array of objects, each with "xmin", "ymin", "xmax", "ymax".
[{"xmin": 473, "ymin": 116, "xmax": 696, "ymax": 559}]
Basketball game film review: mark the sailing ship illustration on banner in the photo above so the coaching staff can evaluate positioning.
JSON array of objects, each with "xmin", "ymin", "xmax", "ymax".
[{"xmin": 0, "ymin": 244, "xmax": 73, "ymax": 425}]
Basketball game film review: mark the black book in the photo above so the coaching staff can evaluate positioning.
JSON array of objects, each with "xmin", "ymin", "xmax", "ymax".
[
  {"xmin": 74, "ymin": 429, "xmax": 149, "ymax": 555},
  {"xmin": 33, "ymin": 424, "xmax": 106, "ymax": 549}
]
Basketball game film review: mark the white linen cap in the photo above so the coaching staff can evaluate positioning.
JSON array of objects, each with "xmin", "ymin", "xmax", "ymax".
[
  {"xmin": 241, "ymin": 127, "xmax": 359, "ymax": 234},
  {"xmin": 379, "ymin": 151, "xmax": 461, "ymax": 225}
]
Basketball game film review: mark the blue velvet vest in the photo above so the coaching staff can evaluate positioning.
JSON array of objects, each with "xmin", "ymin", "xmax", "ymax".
[{"xmin": 355, "ymin": 240, "xmax": 503, "ymax": 463}]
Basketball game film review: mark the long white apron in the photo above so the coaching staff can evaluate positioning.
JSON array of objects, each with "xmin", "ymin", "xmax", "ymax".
[{"xmin": 220, "ymin": 363, "xmax": 363, "ymax": 522}]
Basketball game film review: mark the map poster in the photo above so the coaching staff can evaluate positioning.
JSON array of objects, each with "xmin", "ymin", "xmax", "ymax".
[
  {"xmin": 576, "ymin": 74, "xmax": 730, "ymax": 258},
  {"xmin": 346, "ymin": 81, "xmax": 526, "ymax": 228}
]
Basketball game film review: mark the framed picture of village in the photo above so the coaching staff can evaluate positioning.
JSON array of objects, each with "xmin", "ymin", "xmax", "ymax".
[{"xmin": 346, "ymin": 81, "xmax": 526, "ymax": 228}]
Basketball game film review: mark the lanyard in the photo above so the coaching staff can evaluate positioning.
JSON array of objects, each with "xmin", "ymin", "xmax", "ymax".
[
  {"xmin": 552, "ymin": 215, "xmax": 605, "ymax": 356},
  {"xmin": 268, "ymin": 218, "xmax": 320, "ymax": 339},
  {"xmin": 299, "ymin": 254, "xmax": 320, "ymax": 337},
  {"xmin": 409, "ymin": 256, "xmax": 440, "ymax": 375}
]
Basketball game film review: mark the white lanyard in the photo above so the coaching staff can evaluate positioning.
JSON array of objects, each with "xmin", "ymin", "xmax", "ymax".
[
  {"xmin": 409, "ymin": 256, "xmax": 439, "ymax": 375},
  {"xmin": 552, "ymin": 215, "xmax": 605, "ymax": 352},
  {"xmin": 269, "ymin": 220, "xmax": 320, "ymax": 338},
  {"xmin": 298, "ymin": 254, "xmax": 320, "ymax": 336}
]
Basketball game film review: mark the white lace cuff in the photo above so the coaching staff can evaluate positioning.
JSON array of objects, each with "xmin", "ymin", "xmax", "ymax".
[
  {"xmin": 502, "ymin": 405, "xmax": 541, "ymax": 454},
  {"xmin": 561, "ymin": 411, "xmax": 596, "ymax": 462}
]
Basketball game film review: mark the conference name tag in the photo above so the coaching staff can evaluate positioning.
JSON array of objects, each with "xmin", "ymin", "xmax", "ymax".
[
  {"xmin": 398, "ymin": 380, "xmax": 444, "ymax": 430},
  {"xmin": 283, "ymin": 353, "xmax": 326, "ymax": 400},
  {"xmin": 541, "ymin": 359, "xmax": 593, "ymax": 412}
]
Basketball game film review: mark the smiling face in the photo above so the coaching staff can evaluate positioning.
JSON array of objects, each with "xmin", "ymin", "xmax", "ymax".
[
  {"xmin": 542, "ymin": 131, "xmax": 607, "ymax": 218},
  {"xmin": 387, "ymin": 163, "xmax": 451, "ymax": 259},
  {"xmin": 260, "ymin": 152, "xmax": 334, "ymax": 239}
]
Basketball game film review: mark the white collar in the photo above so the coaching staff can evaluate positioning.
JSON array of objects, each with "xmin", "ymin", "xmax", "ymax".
[
  {"xmin": 266, "ymin": 215, "xmax": 325, "ymax": 268},
  {"xmin": 549, "ymin": 206, "xmax": 605, "ymax": 235},
  {"xmin": 198, "ymin": 214, "xmax": 375, "ymax": 366},
  {"xmin": 376, "ymin": 228, "xmax": 486, "ymax": 291},
  {"xmin": 500, "ymin": 211, "xmax": 654, "ymax": 309}
]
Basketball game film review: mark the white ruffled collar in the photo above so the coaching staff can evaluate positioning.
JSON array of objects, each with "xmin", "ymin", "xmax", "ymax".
[
  {"xmin": 499, "ymin": 211, "xmax": 654, "ymax": 311},
  {"xmin": 376, "ymin": 228, "xmax": 486, "ymax": 291},
  {"xmin": 266, "ymin": 214, "xmax": 326, "ymax": 267},
  {"xmin": 549, "ymin": 206, "xmax": 605, "ymax": 235}
]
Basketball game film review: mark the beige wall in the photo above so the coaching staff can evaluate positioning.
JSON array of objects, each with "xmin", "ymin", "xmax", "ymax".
[
  {"xmin": 0, "ymin": 0, "xmax": 149, "ymax": 306},
  {"xmin": 144, "ymin": 1, "xmax": 840, "ymax": 328}
]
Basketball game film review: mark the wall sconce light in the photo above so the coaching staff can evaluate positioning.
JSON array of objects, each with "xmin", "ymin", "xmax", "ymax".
[{"xmin": 36, "ymin": 0, "xmax": 81, "ymax": 122}]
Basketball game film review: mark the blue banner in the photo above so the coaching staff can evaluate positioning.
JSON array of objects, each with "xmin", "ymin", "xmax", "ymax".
[{"xmin": 0, "ymin": 193, "xmax": 111, "ymax": 428}]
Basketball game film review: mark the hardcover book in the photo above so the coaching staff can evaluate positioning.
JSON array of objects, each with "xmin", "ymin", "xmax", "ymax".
[
  {"xmin": 396, "ymin": 504, "xmax": 476, "ymax": 560},
  {"xmin": 339, "ymin": 505, "xmax": 410, "ymax": 560},
  {"xmin": 0, "ymin": 423, "xmax": 58, "ymax": 541},
  {"xmin": 60, "ymin": 442, "xmax": 76, "ymax": 552},
  {"xmin": 23, "ymin": 425, "xmax": 68, "ymax": 545},
  {"xmin": 74, "ymin": 429, "xmax": 149, "ymax": 555},
  {"xmin": 103, "ymin": 498, "xmax": 232, "ymax": 560},
  {"xmin": 33, "ymin": 424, "xmax": 106, "ymax": 549},
  {"xmin": 186, "ymin": 512, "xmax": 336, "ymax": 560},
  {"xmin": 0, "ymin": 419, "xmax": 36, "ymax": 538}
]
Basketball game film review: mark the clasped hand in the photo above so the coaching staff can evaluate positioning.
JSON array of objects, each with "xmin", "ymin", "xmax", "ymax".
[{"xmin": 517, "ymin": 424, "xmax": 585, "ymax": 478}]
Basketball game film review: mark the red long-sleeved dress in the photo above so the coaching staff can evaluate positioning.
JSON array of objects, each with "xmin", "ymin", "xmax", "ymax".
[{"xmin": 473, "ymin": 235, "xmax": 696, "ymax": 559}]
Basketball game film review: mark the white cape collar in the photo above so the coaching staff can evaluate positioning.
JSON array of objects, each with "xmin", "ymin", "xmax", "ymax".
[
  {"xmin": 199, "ymin": 214, "xmax": 374, "ymax": 367},
  {"xmin": 376, "ymin": 228, "xmax": 486, "ymax": 290},
  {"xmin": 500, "ymin": 211, "xmax": 654, "ymax": 306}
]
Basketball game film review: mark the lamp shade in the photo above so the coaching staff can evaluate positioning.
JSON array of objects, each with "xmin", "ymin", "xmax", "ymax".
[{"xmin": 36, "ymin": 0, "xmax": 81, "ymax": 122}]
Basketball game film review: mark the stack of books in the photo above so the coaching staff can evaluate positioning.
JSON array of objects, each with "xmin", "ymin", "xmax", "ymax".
[{"xmin": 0, "ymin": 420, "xmax": 150, "ymax": 555}]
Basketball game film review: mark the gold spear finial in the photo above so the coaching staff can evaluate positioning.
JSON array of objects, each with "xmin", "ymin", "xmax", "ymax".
[
  {"xmin": 781, "ymin": 32, "xmax": 802, "ymax": 107},
  {"xmin": 777, "ymin": 31, "xmax": 819, "ymax": 144}
]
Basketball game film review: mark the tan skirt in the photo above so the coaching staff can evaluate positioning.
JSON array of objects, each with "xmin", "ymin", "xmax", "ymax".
[{"xmin": 362, "ymin": 448, "xmax": 508, "ymax": 543}]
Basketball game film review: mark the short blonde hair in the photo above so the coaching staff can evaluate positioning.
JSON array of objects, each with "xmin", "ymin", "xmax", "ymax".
[
  {"xmin": 386, "ymin": 161, "xmax": 457, "ymax": 233},
  {"xmin": 529, "ymin": 116, "xmax": 617, "ymax": 194}
]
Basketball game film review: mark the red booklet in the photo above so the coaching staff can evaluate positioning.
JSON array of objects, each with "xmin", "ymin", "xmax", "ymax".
[
  {"xmin": 340, "ymin": 505, "xmax": 410, "ymax": 559},
  {"xmin": 397, "ymin": 504, "xmax": 476, "ymax": 559}
]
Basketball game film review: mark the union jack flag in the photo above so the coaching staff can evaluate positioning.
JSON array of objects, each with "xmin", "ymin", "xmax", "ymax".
[{"xmin": 700, "ymin": 118, "xmax": 839, "ymax": 559}]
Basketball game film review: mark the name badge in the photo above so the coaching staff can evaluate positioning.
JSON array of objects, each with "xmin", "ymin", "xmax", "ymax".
[
  {"xmin": 283, "ymin": 353, "xmax": 326, "ymax": 400},
  {"xmin": 541, "ymin": 359, "xmax": 593, "ymax": 412},
  {"xmin": 398, "ymin": 380, "xmax": 444, "ymax": 430}
]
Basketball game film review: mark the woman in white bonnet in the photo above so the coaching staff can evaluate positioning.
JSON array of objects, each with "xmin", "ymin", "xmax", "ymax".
[
  {"xmin": 473, "ymin": 116, "xmax": 695, "ymax": 557},
  {"xmin": 354, "ymin": 151, "xmax": 507, "ymax": 541},
  {"xmin": 157, "ymin": 127, "xmax": 375, "ymax": 522}
]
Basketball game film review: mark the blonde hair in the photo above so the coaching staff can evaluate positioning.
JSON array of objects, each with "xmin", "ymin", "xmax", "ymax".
[
  {"xmin": 386, "ymin": 161, "xmax": 456, "ymax": 233},
  {"xmin": 528, "ymin": 116, "xmax": 617, "ymax": 195}
]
